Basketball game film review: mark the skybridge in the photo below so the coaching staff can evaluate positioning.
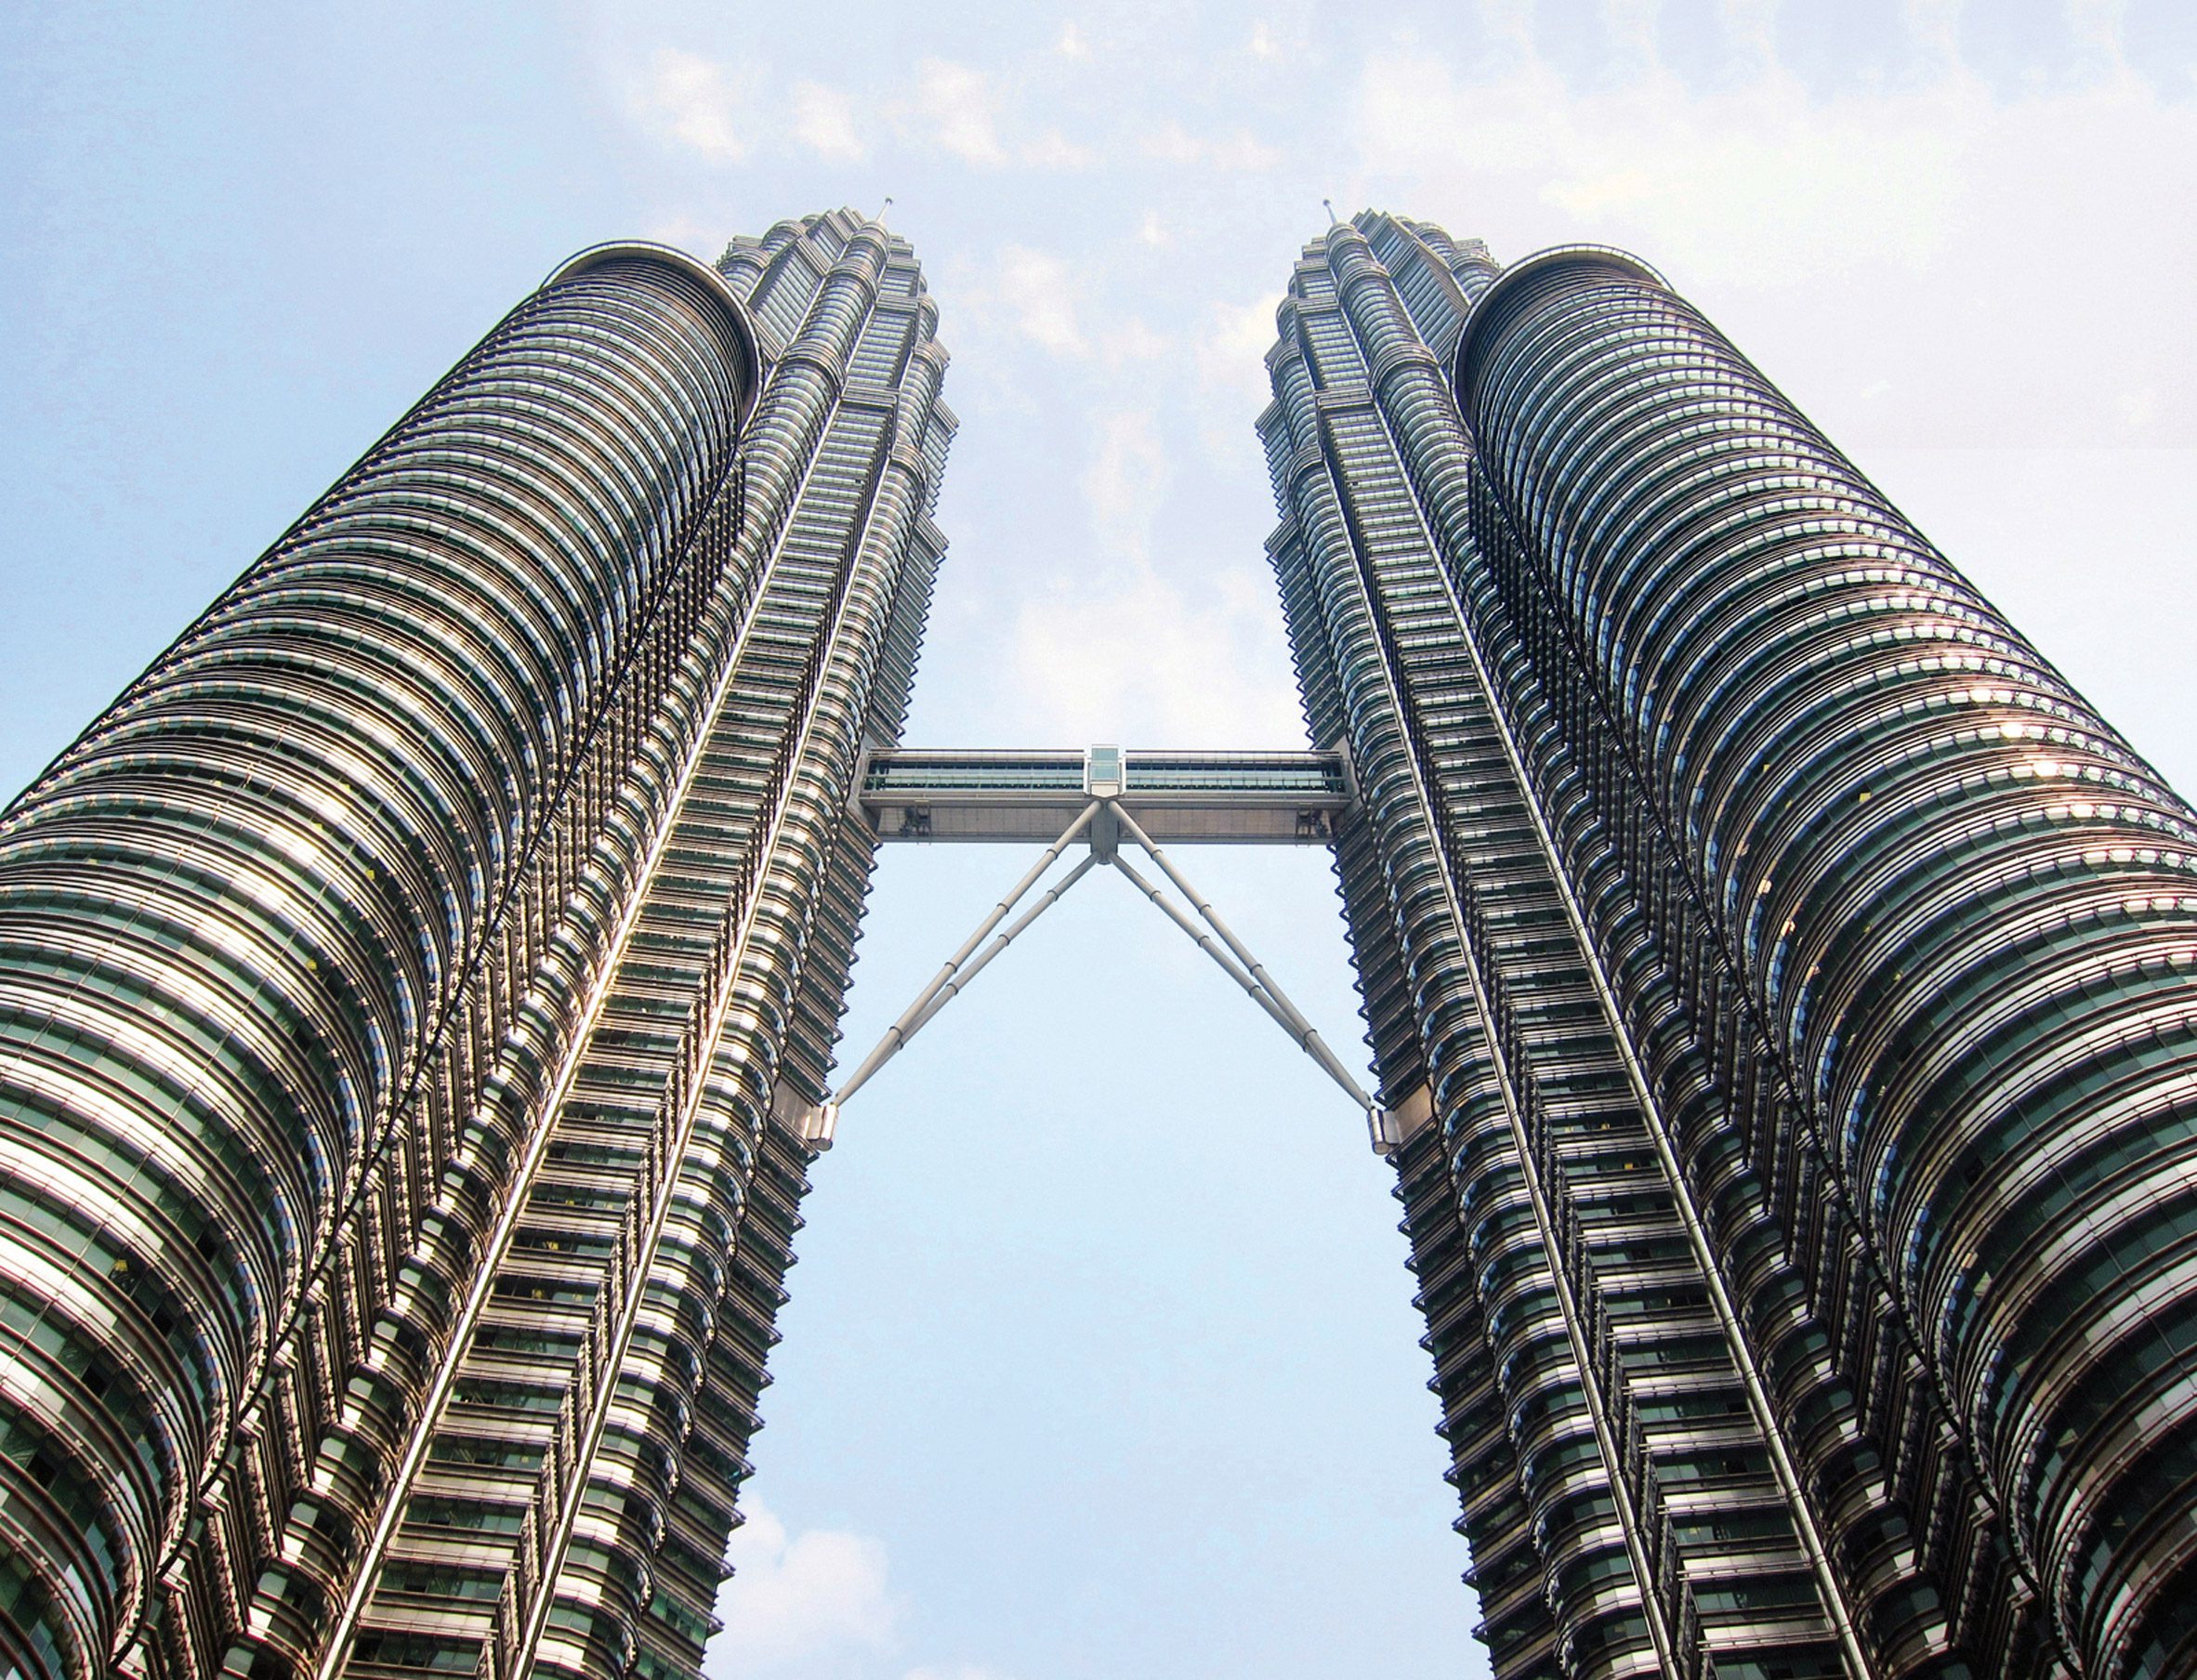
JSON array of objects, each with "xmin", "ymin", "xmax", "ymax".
[
  {"xmin": 815, "ymin": 744, "xmax": 1426, "ymax": 1158},
  {"xmin": 854, "ymin": 744, "xmax": 1353, "ymax": 845}
]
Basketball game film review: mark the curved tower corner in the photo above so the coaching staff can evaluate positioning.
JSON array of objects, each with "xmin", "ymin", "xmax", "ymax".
[
  {"xmin": 0, "ymin": 213, "xmax": 954, "ymax": 1680},
  {"xmin": 1458, "ymin": 244, "xmax": 2197, "ymax": 1680},
  {"xmin": 1270, "ymin": 211, "xmax": 2197, "ymax": 1680}
]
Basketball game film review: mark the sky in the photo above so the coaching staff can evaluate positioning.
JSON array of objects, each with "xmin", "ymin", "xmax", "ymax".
[{"xmin": 4, "ymin": 4, "xmax": 2196, "ymax": 1678}]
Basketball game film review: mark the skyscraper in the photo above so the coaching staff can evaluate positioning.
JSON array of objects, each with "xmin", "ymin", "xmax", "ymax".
[
  {"xmin": 5, "ymin": 201, "xmax": 2197, "ymax": 1680},
  {"xmin": 1264, "ymin": 214, "xmax": 2197, "ymax": 1680},
  {"xmin": 0, "ymin": 211, "xmax": 953, "ymax": 1680}
]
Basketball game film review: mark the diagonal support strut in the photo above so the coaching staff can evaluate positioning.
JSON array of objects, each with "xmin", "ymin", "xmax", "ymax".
[
  {"xmin": 1105, "ymin": 802, "xmax": 1378, "ymax": 1118},
  {"xmin": 904, "ymin": 852, "xmax": 1101, "ymax": 1043},
  {"xmin": 824, "ymin": 794, "xmax": 1390, "ymax": 1145},
  {"xmin": 832, "ymin": 800, "xmax": 1099, "ymax": 1107}
]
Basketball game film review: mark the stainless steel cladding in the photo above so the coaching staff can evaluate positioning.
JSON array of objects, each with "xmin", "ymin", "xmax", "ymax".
[
  {"xmin": 1265, "ymin": 215, "xmax": 1858, "ymax": 1680},
  {"xmin": 0, "ymin": 214, "xmax": 954, "ymax": 1680},
  {"xmin": 10, "ymin": 197, "xmax": 2197, "ymax": 1680},
  {"xmin": 1454, "ymin": 248, "xmax": 2197, "ymax": 1679},
  {"xmin": 1269, "ymin": 214, "xmax": 2197, "ymax": 1680}
]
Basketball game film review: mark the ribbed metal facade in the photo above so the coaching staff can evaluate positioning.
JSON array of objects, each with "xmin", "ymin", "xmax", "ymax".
[
  {"xmin": 1264, "ymin": 213, "xmax": 2197, "ymax": 1680},
  {"xmin": 10, "ymin": 197, "xmax": 2197, "ymax": 1680},
  {"xmin": 0, "ymin": 209, "xmax": 953, "ymax": 1680}
]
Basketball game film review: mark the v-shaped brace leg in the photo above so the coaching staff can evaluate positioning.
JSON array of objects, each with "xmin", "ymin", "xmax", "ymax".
[
  {"xmin": 1103, "ymin": 801, "xmax": 1378, "ymax": 1121},
  {"xmin": 824, "ymin": 797, "xmax": 1391, "ymax": 1148},
  {"xmin": 832, "ymin": 801, "xmax": 1101, "ymax": 1109}
]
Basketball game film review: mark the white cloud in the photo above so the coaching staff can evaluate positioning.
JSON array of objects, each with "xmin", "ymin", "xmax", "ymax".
[
  {"xmin": 912, "ymin": 58, "xmax": 1006, "ymax": 165},
  {"xmin": 1023, "ymin": 129, "xmax": 1097, "ymax": 169},
  {"xmin": 1056, "ymin": 21, "xmax": 1090, "ymax": 59},
  {"xmin": 644, "ymin": 213, "xmax": 725, "ymax": 258},
  {"xmin": 1141, "ymin": 119, "xmax": 1281, "ymax": 172},
  {"xmin": 903, "ymin": 58, "xmax": 1088, "ymax": 169},
  {"xmin": 704, "ymin": 1500, "xmax": 898, "ymax": 1675},
  {"xmin": 1902, "ymin": 0, "xmax": 1963, "ymax": 65},
  {"xmin": 993, "ymin": 245, "xmax": 1086, "ymax": 356},
  {"xmin": 1009, "ymin": 562, "xmax": 1301, "ymax": 744},
  {"xmin": 903, "ymin": 1669, "xmax": 1014, "ymax": 1680},
  {"xmin": 1083, "ymin": 409, "xmax": 1167, "ymax": 555},
  {"xmin": 790, "ymin": 79, "xmax": 864, "ymax": 162},
  {"xmin": 1348, "ymin": 32, "xmax": 2197, "ymax": 447},
  {"xmin": 1474, "ymin": 0, "xmax": 1537, "ymax": 59},
  {"xmin": 1354, "ymin": 50, "xmax": 1970, "ymax": 281},
  {"xmin": 2067, "ymin": 0, "xmax": 2130, "ymax": 70},
  {"xmin": 1719, "ymin": 0, "xmax": 1779, "ymax": 74},
  {"xmin": 630, "ymin": 46, "xmax": 753, "ymax": 163},
  {"xmin": 1600, "ymin": 0, "xmax": 1663, "ymax": 78},
  {"xmin": 1196, "ymin": 295, "xmax": 1282, "ymax": 419},
  {"xmin": 1137, "ymin": 210, "xmax": 1167, "ymax": 246},
  {"xmin": 1003, "ymin": 409, "xmax": 1301, "ymax": 742},
  {"xmin": 1249, "ymin": 21, "xmax": 1281, "ymax": 59},
  {"xmin": 1109, "ymin": 316, "xmax": 1171, "ymax": 366}
]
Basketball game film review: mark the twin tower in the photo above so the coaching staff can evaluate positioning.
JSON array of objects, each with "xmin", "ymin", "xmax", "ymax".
[{"xmin": 3, "ymin": 209, "xmax": 2196, "ymax": 1680}]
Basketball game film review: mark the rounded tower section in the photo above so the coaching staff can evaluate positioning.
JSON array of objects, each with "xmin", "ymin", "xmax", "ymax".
[
  {"xmin": 1457, "ymin": 248, "xmax": 2197, "ymax": 1676},
  {"xmin": 0, "ymin": 246, "xmax": 758, "ymax": 1677}
]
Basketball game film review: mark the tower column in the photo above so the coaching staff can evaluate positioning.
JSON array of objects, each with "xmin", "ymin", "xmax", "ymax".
[
  {"xmin": 0, "ymin": 248, "xmax": 757, "ymax": 1680},
  {"xmin": 1457, "ymin": 248, "xmax": 2197, "ymax": 1676}
]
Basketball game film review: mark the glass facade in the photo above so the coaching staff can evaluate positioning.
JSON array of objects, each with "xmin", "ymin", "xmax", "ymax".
[
  {"xmin": 1265, "ymin": 214, "xmax": 2197, "ymax": 1679},
  {"xmin": 7, "ymin": 199, "xmax": 2197, "ymax": 1680},
  {"xmin": 0, "ymin": 213, "xmax": 953, "ymax": 1680}
]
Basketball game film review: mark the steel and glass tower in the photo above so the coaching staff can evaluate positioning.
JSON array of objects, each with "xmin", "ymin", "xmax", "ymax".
[
  {"xmin": 1264, "ymin": 213, "xmax": 2197, "ymax": 1680},
  {"xmin": 0, "ymin": 210, "xmax": 952, "ymax": 1680},
  {"xmin": 10, "ymin": 200, "xmax": 2197, "ymax": 1680}
]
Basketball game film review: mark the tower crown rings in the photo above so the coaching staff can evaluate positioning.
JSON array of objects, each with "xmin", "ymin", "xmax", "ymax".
[
  {"xmin": 546, "ymin": 240, "xmax": 767, "ymax": 429},
  {"xmin": 1452, "ymin": 243, "xmax": 1669, "ymax": 428}
]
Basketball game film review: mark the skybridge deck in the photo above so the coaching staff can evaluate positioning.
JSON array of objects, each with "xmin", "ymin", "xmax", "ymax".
[{"xmin": 856, "ymin": 746, "xmax": 1352, "ymax": 843}]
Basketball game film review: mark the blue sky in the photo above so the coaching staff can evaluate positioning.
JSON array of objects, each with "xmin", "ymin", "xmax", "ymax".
[{"xmin": 5, "ymin": 5, "xmax": 2196, "ymax": 1678}]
